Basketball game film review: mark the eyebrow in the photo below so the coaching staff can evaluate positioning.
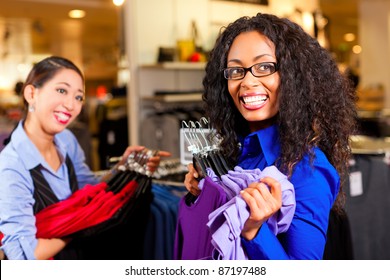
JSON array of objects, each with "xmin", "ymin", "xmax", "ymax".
[
  {"xmin": 56, "ymin": 82, "xmax": 85, "ymax": 94},
  {"xmin": 227, "ymin": 54, "xmax": 276, "ymax": 64}
]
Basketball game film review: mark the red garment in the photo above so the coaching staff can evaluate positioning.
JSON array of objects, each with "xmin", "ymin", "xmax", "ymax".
[
  {"xmin": 37, "ymin": 182, "xmax": 107, "ymax": 217},
  {"xmin": 36, "ymin": 180, "xmax": 138, "ymax": 238}
]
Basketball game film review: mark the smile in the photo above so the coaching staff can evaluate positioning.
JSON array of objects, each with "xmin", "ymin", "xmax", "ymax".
[
  {"xmin": 242, "ymin": 95, "xmax": 268, "ymax": 105},
  {"xmin": 54, "ymin": 112, "xmax": 71, "ymax": 123}
]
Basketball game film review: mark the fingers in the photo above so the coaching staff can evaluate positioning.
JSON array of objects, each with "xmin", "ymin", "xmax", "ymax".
[
  {"xmin": 244, "ymin": 177, "xmax": 282, "ymax": 214},
  {"xmin": 187, "ymin": 163, "xmax": 199, "ymax": 179},
  {"xmin": 260, "ymin": 176, "xmax": 282, "ymax": 208},
  {"xmin": 146, "ymin": 160, "xmax": 159, "ymax": 173},
  {"xmin": 156, "ymin": 150, "xmax": 172, "ymax": 158},
  {"xmin": 145, "ymin": 150, "xmax": 171, "ymax": 172},
  {"xmin": 240, "ymin": 185, "xmax": 266, "ymax": 240},
  {"xmin": 240, "ymin": 177, "xmax": 282, "ymax": 240},
  {"xmin": 240, "ymin": 183, "xmax": 270, "ymax": 220},
  {"xmin": 125, "ymin": 145, "xmax": 145, "ymax": 155},
  {"xmin": 184, "ymin": 163, "xmax": 200, "ymax": 196},
  {"xmin": 121, "ymin": 146, "xmax": 145, "ymax": 162}
]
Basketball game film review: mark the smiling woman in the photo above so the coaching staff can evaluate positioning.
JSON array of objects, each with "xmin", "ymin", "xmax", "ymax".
[
  {"xmin": 225, "ymin": 31, "xmax": 280, "ymax": 132},
  {"xmin": 0, "ymin": 56, "xmax": 98, "ymax": 260},
  {"xmin": 183, "ymin": 12, "xmax": 358, "ymax": 260},
  {"xmin": 0, "ymin": 56, "xmax": 170, "ymax": 260}
]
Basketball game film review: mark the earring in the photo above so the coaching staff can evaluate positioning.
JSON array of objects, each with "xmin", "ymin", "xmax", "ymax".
[{"xmin": 28, "ymin": 104, "xmax": 35, "ymax": 112}]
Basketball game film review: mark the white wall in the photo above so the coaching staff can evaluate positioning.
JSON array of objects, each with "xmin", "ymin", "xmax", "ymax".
[{"xmin": 359, "ymin": 0, "xmax": 390, "ymax": 109}]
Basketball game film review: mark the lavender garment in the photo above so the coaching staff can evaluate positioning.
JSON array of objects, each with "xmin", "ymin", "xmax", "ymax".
[
  {"xmin": 207, "ymin": 196, "xmax": 249, "ymax": 260},
  {"xmin": 174, "ymin": 176, "xmax": 228, "ymax": 260},
  {"xmin": 202, "ymin": 168, "xmax": 237, "ymax": 200},
  {"xmin": 221, "ymin": 166, "xmax": 263, "ymax": 192},
  {"xmin": 207, "ymin": 165, "xmax": 296, "ymax": 260}
]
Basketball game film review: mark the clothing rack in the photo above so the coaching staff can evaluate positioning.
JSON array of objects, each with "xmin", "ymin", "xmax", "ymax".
[{"xmin": 152, "ymin": 158, "xmax": 187, "ymax": 185}]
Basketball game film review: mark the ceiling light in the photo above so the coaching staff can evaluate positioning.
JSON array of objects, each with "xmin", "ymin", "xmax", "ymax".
[
  {"xmin": 68, "ymin": 9, "xmax": 86, "ymax": 19},
  {"xmin": 352, "ymin": 45, "xmax": 362, "ymax": 54},
  {"xmin": 113, "ymin": 0, "xmax": 125, "ymax": 6},
  {"xmin": 344, "ymin": 33, "xmax": 356, "ymax": 42}
]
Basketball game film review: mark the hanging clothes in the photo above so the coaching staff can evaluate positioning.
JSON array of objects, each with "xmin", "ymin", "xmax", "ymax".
[
  {"xmin": 174, "ymin": 176, "xmax": 229, "ymax": 260},
  {"xmin": 32, "ymin": 150, "xmax": 155, "ymax": 259},
  {"xmin": 35, "ymin": 179, "xmax": 139, "ymax": 239},
  {"xmin": 174, "ymin": 165, "xmax": 295, "ymax": 260},
  {"xmin": 143, "ymin": 183, "xmax": 187, "ymax": 260},
  {"xmin": 344, "ymin": 154, "xmax": 390, "ymax": 259},
  {"xmin": 207, "ymin": 165, "xmax": 296, "ymax": 260}
]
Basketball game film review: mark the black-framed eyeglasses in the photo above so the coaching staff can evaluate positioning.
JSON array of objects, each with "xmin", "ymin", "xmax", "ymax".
[{"xmin": 223, "ymin": 62, "xmax": 279, "ymax": 80}]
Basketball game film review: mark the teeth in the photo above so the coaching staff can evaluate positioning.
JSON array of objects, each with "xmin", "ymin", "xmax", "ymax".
[
  {"xmin": 243, "ymin": 95, "xmax": 267, "ymax": 105},
  {"xmin": 56, "ymin": 112, "xmax": 70, "ymax": 121}
]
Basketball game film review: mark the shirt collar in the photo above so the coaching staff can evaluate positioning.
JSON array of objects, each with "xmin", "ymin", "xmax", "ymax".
[
  {"xmin": 240, "ymin": 124, "xmax": 281, "ymax": 166},
  {"xmin": 11, "ymin": 120, "xmax": 67, "ymax": 170}
]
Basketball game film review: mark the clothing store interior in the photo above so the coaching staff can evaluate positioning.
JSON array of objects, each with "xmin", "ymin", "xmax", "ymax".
[{"xmin": 0, "ymin": 0, "xmax": 389, "ymax": 260}]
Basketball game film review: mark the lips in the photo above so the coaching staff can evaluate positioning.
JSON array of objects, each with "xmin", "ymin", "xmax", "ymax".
[
  {"xmin": 240, "ymin": 94, "xmax": 268, "ymax": 110},
  {"xmin": 242, "ymin": 95, "xmax": 267, "ymax": 105},
  {"xmin": 54, "ymin": 111, "xmax": 71, "ymax": 124}
]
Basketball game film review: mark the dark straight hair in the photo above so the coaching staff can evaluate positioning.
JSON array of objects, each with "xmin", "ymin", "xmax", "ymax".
[{"xmin": 2, "ymin": 56, "xmax": 84, "ymax": 147}]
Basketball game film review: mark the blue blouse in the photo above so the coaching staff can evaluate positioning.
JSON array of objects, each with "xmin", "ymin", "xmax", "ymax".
[
  {"xmin": 239, "ymin": 125, "xmax": 339, "ymax": 259},
  {"xmin": 0, "ymin": 121, "xmax": 100, "ymax": 260}
]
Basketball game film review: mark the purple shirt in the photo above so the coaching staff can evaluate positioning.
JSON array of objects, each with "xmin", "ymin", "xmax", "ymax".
[{"xmin": 174, "ymin": 176, "xmax": 228, "ymax": 260}]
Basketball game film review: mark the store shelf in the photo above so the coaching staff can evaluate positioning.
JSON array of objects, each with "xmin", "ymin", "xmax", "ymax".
[
  {"xmin": 140, "ymin": 62, "xmax": 206, "ymax": 70},
  {"xmin": 350, "ymin": 135, "xmax": 390, "ymax": 154},
  {"xmin": 142, "ymin": 93, "xmax": 202, "ymax": 103}
]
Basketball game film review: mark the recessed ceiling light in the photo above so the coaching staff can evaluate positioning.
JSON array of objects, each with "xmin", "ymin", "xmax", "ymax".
[
  {"xmin": 113, "ymin": 0, "xmax": 125, "ymax": 6},
  {"xmin": 68, "ymin": 9, "xmax": 86, "ymax": 19}
]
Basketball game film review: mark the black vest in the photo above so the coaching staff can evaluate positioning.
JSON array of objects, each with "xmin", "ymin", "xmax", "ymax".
[{"xmin": 30, "ymin": 155, "xmax": 83, "ymax": 260}]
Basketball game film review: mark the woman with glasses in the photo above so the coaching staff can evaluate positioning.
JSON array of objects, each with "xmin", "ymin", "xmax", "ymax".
[{"xmin": 184, "ymin": 13, "xmax": 357, "ymax": 259}]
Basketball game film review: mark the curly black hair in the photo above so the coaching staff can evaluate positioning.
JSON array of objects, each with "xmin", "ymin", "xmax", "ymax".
[{"xmin": 203, "ymin": 13, "xmax": 358, "ymax": 212}]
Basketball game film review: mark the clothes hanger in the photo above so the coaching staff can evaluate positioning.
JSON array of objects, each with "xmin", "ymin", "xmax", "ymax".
[
  {"xmin": 182, "ymin": 120, "xmax": 205, "ymax": 205},
  {"xmin": 198, "ymin": 117, "xmax": 232, "ymax": 175},
  {"xmin": 107, "ymin": 149, "xmax": 156, "ymax": 194},
  {"xmin": 195, "ymin": 120, "xmax": 226, "ymax": 177}
]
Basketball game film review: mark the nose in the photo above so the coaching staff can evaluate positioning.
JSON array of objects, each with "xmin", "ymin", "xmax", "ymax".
[
  {"xmin": 63, "ymin": 95, "xmax": 75, "ymax": 111},
  {"xmin": 241, "ymin": 69, "xmax": 260, "ymax": 88}
]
